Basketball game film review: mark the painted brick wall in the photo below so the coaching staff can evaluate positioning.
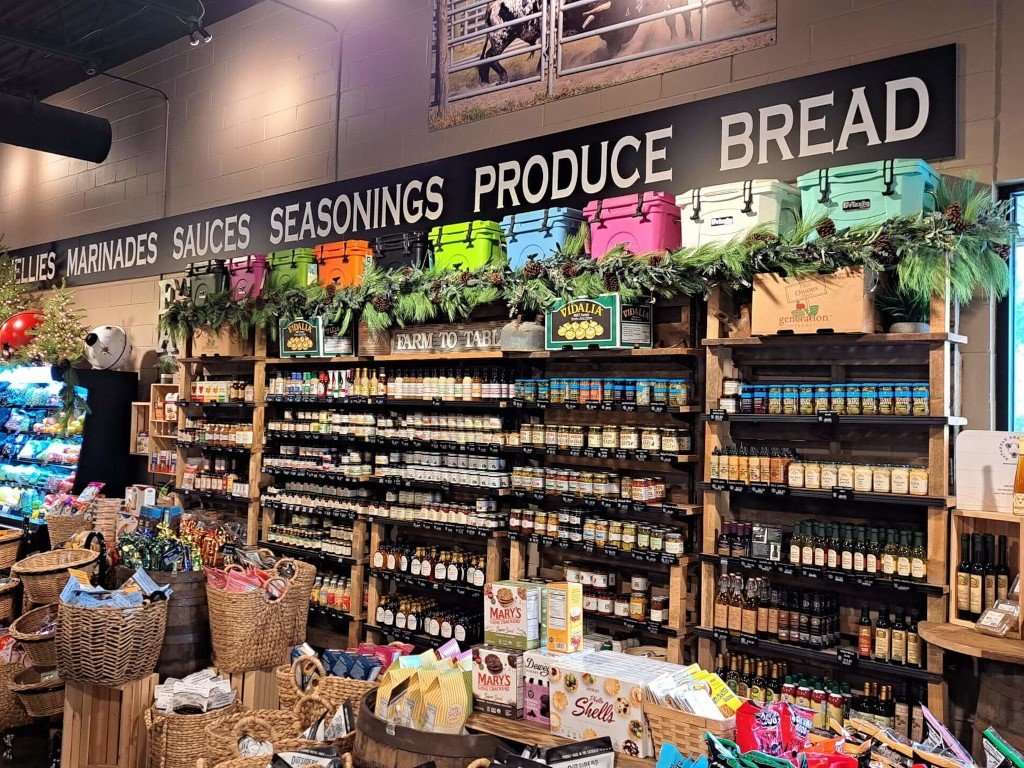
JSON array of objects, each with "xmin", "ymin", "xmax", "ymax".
[{"xmin": 0, "ymin": 0, "xmax": 1015, "ymax": 424}]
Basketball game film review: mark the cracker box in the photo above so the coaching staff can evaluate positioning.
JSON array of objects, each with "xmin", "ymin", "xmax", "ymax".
[
  {"xmin": 548, "ymin": 651, "xmax": 680, "ymax": 757},
  {"xmin": 547, "ymin": 582, "xmax": 583, "ymax": 653},
  {"xmin": 472, "ymin": 646, "xmax": 523, "ymax": 718},
  {"xmin": 523, "ymin": 648, "xmax": 592, "ymax": 727},
  {"xmin": 484, "ymin": 581, "xmax": 541, "ymax": 650}
]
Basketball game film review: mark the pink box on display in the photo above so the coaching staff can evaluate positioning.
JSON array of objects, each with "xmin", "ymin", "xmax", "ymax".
[{"xmin": 583, "ymin": 192, "xmax": 682, "ymax": 259}]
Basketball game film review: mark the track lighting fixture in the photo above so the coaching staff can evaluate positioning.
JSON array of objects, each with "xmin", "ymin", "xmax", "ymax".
[
  {"xmin": 189, "ymin": 28, "xmax": 201, "ymax": 46},
  {"xmin": 188, "ymin": 23, "xmax": 212, "ymax": 46},
  {"xmin": 199, "ymin": 25, "xmax": 213, "ymax": 43}
]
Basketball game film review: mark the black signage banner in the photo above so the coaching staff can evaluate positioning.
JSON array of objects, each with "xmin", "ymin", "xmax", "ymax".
[{"xmin": 7, "ymin": 45, "xmax": 956, "ymax": 288}]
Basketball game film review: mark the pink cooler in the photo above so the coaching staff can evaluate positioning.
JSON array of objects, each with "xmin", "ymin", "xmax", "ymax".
[
  {"xmin": 228, "ymin": 254, "xmax": 268, "ymax": 300},
  {"xmin": 583, "ymin": 191, "xmax": 682, "ymax": 259}
]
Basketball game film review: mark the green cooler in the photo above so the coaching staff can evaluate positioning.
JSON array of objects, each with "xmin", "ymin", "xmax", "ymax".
[
  {"xmin": 430, "ymin": 220, "xmax": 506, "ymax": 271},
  {"xmin": 798, "ymin": 158, "xmax": 938, "ymax": 232},
  {"xmin": 268, "ymin": 248, "xmax": 318, "ymax": 292}
]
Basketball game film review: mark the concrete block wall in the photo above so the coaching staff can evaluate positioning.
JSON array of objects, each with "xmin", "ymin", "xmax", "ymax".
[{"xmin": 0, "ymin": 0, "xmax": 1017, "ymax": 426}]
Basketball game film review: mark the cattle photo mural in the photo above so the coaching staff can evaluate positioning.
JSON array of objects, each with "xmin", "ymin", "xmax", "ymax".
[{"xmin": 430, "ymin": 0, "xmax": 777, "ymax": 129}]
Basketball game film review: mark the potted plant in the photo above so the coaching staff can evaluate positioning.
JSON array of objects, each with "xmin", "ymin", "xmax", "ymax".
[
  {"xmin": 157, "ymin": 353, "xmax": 178, "ymax": 384},
  {"xmin": 876, "ymin": 284, "xmax": 931, "ymax": 334}
]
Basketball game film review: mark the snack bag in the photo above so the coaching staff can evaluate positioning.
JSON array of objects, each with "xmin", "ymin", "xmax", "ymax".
[{"xmin": 737, "ymin": 701, "xmax": 793, "ymax": 757}]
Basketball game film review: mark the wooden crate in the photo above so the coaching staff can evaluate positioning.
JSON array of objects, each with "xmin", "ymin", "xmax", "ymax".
[
  {"xmin": 219, "ymin": 667, "xmax": 280, "ymax": 709},
  {"xmin": 948, "ymin": 508, "xmax": 1022, "ymax": 637},
  {"xmin": 61, "ymin": 673, "xmax": 157, "ymax": 768},
  {"xmin": 129, "ymin": 401, "xmax": 150, "ymax": 456}
]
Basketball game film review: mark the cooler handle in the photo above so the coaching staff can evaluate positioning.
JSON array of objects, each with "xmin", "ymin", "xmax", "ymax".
[
  {"xmin": 689, "ymin": 188, "xmax": 702, "ymax": 222},
  {"xmin": 740, "ymin": 180, "xmax": 754, "ymax": 215},
  {"xmin": 633, "ymin": 193, "xmax": 645, "ymax": 220},
  {"xmin": 592, "ymin": 199, "xmax": 604, "ymax": 224},
  {"xmin": 506, "ymin": 214, "xmax": 518, "ymax": 240},
  {"xmin": 465, "ymin": 221, "xmax": 474, "ymax": 243},
  {"xmin": 541, "ymin": 208, "xmax": 550, "ymax": 231},
  {"xmin": 881, "ymin": 159, "xmax": 895, "ymax": 197},
  {"xmin": 817, "ymin": 169, "xmax": 831, "ymax": 204}
]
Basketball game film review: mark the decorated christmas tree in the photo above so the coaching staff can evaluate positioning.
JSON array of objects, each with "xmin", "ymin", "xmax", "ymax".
[
  {"xmin": 0, "ymin": 244, "xmax": 28, "ymax": 324},
  {"xmin": 23, "ymin": 283, "xmax": 86, "ymax": 365}
]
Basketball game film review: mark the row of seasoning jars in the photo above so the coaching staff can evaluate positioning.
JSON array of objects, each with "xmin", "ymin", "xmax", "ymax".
[
  {"xmin": 266, "ymin": 524, "xmax": 322, "ymax": 550},
  {"xmin": 787, "ymin": 460, "xmax": 930, "ymax": 496},
  {"xmin": 564, "ymin": 566, "xmax": 670, "ymax": 625},
  {"xmin": 720, "ymin": 381, "xmax": 930, "ymax": 416},
  {"xmin": 509, "ymin": 508, "xmax": 688, "ymax": 556},
  {"xmin": 510, "ymin": 466, "xmax": 666, "ymax": 502},
  {"xmin": 178, "ymin": 420, "xmax": 255, "ymax": 447},
  {"xmin": 517, "ymin": 423, "xmax": 692, "ymax": 453},
  {"xmin": 514, "ymin": 377, "xmax": 691, "ymax": 407}
]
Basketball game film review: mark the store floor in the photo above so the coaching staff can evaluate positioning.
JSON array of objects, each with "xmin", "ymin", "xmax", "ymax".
[{"xmin": 0, "ymin": 723, "xmax": 56, "ymax": 768}]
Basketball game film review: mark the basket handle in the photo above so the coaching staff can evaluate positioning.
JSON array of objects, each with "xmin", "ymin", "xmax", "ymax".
[
  {"xmin": 292, "ymin": 654, "xmax": 327, "ymax": 693},
  {"xmin": 273, "ymin": 557, "xmax": 300, "ymax": 582},
  {"xmin": 264, "ymin": 576, "xmax": 289, "ymax": 603},
  {"xmin": 231, "ymin": 715, "xmax": 275, "ymax": 757},
  {"xmin": 294, "ymin": 692, "xmax": 333, "ymax": 730},
  {"xmin": 224, "ymin": 564, "xmax": 246, "ymax": 575},
  {"xmin": 467, "ymin": 760, "xmax": 491, "ymax": 768},
  {"xmin": 145, "ymin": 709, "xmax": 169, "ymax": 768}
]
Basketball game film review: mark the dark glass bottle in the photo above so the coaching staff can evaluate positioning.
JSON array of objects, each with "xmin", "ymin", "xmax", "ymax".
[
  {"xmin": 956, "ymin": 532, "xmax": 972, "ymax": 616},
  {"xmin": 969, "ymin": 533, "xmax": 986, "ymax": 618},
  {"xmin": 997, "ymin": 534, "xmax": 1011, "ymax": 602}
]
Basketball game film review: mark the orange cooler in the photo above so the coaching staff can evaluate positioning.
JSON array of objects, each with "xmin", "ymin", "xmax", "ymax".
[{"xmin": 316, "ymin": 240, "xmax": 373, "ymax": 288}]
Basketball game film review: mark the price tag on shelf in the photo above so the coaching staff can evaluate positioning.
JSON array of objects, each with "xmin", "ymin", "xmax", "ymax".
[
  {"xmin": 832, "ymin": 487, "xmax": 853, "ymax": 501},
  {"xmin": 738, "ymin": 634, "xmax": 758, "ymax": 647},
  {"xmin": 837, "ymin": 648, "xmax": 857, "ymax": 667},
  {"xmin": 707, "ymin": 409, "xmax": 729, "ymax": 422},
  {"xmin": 817, "ymin": 411, "xmax": 838, "ymax": 424}
]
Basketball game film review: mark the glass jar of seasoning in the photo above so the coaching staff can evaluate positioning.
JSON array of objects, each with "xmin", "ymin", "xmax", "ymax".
[
  {"xmin": 854, "ymin": 464, "xmax": 873, "ymax": 492},
  {"xmin": 830, "ymin": 384, "xmax": 846, "ymax": 415},
  {"xmin": 620, "ymin": 427, "xmax": 639, "ymax": 451},
  {"xmin": 636, "ymin": 380, "xmax": 652, "ymax": 407},
  {"xmin": 650, "ymin": 595, "xmax": 669, "ymax": 624},
  {"xmin": 768, "ymin": 385, "xmax": 783, "ymax": 415},
  {"xmin": 845, "ymin": 384, "xmax": 862, "ymax": 416},
  {"xmin": 837, "ymin": 463, "xmax": 855, "ymax": 489},
  {"xmin": 803, "ymin": 461, "xmax": 822, "ymax": 490},
  {"xmin": 861, "ymin": 383, "xmax": 879, "ymax": 415},
  {"xmin": 814, "ymin": 385, "xmax": 831, "ymax": 414},
  {"xmin": 668, "ymin": 380, "xmax": 689, "ymax": 407},
  {"xmin": 602, "ymin": 427, "xmax": 619, "ymax": 449},
  {"xmin": 720, "ymin": 395, "xmax": 739, "ymax": 414},
  {"xmin": 568, "ymin": 426, "xmax": 585, "ymax": 449},
  {"xmin": 614, "ymin": 595, "xmax": 631, "ymax": 617},
  {"xmin": 588, "ymin": 426, "xmax": 603, "ymax": 449},
  {"xmin": 652, "ymin": 379, "xmax": 668, "ymax": 406},
  {"xmin": 597, "ymin": 590, "xmax": 614, "ymax": 615},
  {"xmin": 583, "ymin": 590, "xmax": 598, "ymax": 612},
  {"xmin": 629, "ymin": 592, "xmax": 648, "ymax": 621},
  {"xmin": 872, "ymin": 464, "xmax": 892, "ymax": 494},
  {"xmin": 788, "ymin": 460, "xmax": 806, "ymax": 488},
  {"xmin": 752, "ymin": 386, "xmax": 768, "ymax": 415},
  {"xmin": 912, "ymin": 383, "xmax": 930, "ymax": 416},
  {"xmin": 891, "ymin": 465, "xmax": 910, "ymax": 495},
  {"xmin": 723, "ymin": 378, "xmax": 742, "ymax": 397},
  {"xmin": 621, "ymin": 523, "xmax": 636, "ymax": 552},
  {"xmin": 631, "ymin": 574, "xmax": 650, "ymax": 592},
  {"xmin": 664, "ymin": 532, "xmax": 684, "ymax": 555},
  {"xmin": 782, "ymin": 385, "xmax": 799, "ymax": 415},
  {"xmin": 820, "ymin": 462, "xmax": 839, "ymax": 489},
  {"xmin": 660, "ymin": 429, "xmax": 679, "ymax": 453},
  {"xmin": 878, "ymin": 384, "xmax": 895, "ymax": 415},
  {"xmin": 894, "ymin": 383, "xmax": 913, "ymax": 416},
  {"xmin": 909, "ymin": 465, "xmax": 929, "ymax": 496},
  {"xmin": 593, "ymin": 520, "xmax": 609, "ymax": 548},
  {"xmin": 641, "ymin": 428, "xmax": 660, "ymax": 452},
  {"xmin": 607, "ymin": 521, "xmax": 623, "ymax": 549},
  {"xmin": 798, "ymin": 385, "xmax": 815, "ymax": 415}
]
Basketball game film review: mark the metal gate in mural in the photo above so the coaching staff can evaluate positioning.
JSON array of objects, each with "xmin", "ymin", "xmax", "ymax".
[{"xmin": 430, "ymin": 0, "xmax": 777, "ymax": 129}]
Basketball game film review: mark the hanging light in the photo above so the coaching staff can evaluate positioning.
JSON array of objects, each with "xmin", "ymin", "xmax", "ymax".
[{"xmin": 189, "ymin": 28, "xmax": 201, "ymax": 46}]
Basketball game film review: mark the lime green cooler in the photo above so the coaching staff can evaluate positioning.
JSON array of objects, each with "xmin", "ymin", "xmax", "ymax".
[
  {"xmin": 429, "ymin": 220, "xmax": 505, "ymax": 271},
  {"xmin": 268, "ymin": 248, "xmax": 318, "ymax": 291},
  {"xmin": 798, "ymin": 159, "xmax": 938, "ymax": 231}
]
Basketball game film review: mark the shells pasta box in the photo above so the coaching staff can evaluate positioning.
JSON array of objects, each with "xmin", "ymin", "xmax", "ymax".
[
  {"xmin": 472, "ymin": 646, "xmax": 523, "ymax": 718},
  {"xmin": 751, "ymin": 267, "xmax": 877, "ymax": 336},
  {"xmin": 484, "ymin": 581, "xmax": 541, "ymax": 651}
]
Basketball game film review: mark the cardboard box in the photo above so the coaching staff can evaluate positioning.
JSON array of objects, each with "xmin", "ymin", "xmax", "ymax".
[
  {"xmin": 472, "ymin": 646, "xmax": 523, "ymax": 718},
  {"xmin": 547, "ymin": 582, "xmax": 583, "ymax": 653},
  {"xmin": 523, "ymin": 649, "xmax": 592, "ymax": 728},
  {"xmin": 484, "ymin": 581, "xmax": 541, "ymax": 651},
  {"xmin": 191, "ymin": 327, "xmax": 253, "ymax": 357},
  {"xmin": 548, "ymin": 651, "xmax": 681, "ymax": 757},
  {"xmin": 751, "ymin": 268, "xmax": 877, "ymax": 336}
]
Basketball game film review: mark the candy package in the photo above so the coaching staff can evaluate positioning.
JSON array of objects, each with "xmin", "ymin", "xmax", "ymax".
[{"xmin": 736, "ymin": 702, "xmax": 800, "ymax": 757}]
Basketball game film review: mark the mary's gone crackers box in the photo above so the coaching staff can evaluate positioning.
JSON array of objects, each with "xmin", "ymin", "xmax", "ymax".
[{"xmin": 484, "ymin": 581, "xmax": 541, "ymax": 650}]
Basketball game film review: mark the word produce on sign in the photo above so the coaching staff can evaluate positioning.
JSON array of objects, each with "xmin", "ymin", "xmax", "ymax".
[{"xmin": 7, "ymin": 47, "xmax": 955, "ymax": 288}]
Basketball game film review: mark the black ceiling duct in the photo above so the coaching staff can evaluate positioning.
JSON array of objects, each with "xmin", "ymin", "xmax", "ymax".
[{"xmin": 0, "ymin": 92, "xmax": 112, "ymax": 163}]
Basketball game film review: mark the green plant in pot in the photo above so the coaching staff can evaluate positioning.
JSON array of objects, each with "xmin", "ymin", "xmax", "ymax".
[
  {"xmin": 157, "ymin": 353, "xmax": 178, "ymax": 383},
  {"xmin": 876, "ymin": 283, "xmax": 931, "ymax": 334}
]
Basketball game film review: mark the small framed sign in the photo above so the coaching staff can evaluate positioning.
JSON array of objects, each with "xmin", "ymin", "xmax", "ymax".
[
  {"xmin": 544, "ymin": 293, "xmax": 652, "ymax": 351},
  {"xmin": 279, "ymin": 317, "xmax": 323, "ymax": 357},
  {"xmin": 322, "ymin": 321, "xmax": 355, "ymax": 356}
]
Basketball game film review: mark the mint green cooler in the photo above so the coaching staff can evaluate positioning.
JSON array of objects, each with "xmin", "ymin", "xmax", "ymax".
[
  {"xmin": 798, "ymin": 159, "xmax": 938, "ymax": 231},
  {"xmin": 268, "ymin": 248, "xmax": 318, "ymax": 291},
  {"xmin": 430, "ymin": 220, "xmax": 506, "ymax": 271}
]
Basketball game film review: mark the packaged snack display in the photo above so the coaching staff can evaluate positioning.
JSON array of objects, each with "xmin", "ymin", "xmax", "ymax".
[
  {"xmin": 484, "ymin": 580, "xmax": 542, "ymax": 651},
  {"xmin": 471, "ymin": 645, "xmax": 523, "ymax": 718},
  {"xmin": 546, "ymin": 581, "xmax": 583, "ymax": 653}
]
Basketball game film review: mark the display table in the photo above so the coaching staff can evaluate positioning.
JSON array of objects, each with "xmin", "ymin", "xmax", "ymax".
[{"xmin": 918, "ymin": 621, "xmax": 1024, "ymax": 665}]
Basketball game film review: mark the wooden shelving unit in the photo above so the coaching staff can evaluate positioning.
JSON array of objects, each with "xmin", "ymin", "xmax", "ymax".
[
  {"xmin": 129, "ymin": 401, "xmax": 150, "ymax": 456},
  {"xmin": 147, "ymin": 382, "xmax": 179, "ymax": 478},
  {"xmin": 697, "ymin": 285, "xmax": 962, "ymax": 722}
]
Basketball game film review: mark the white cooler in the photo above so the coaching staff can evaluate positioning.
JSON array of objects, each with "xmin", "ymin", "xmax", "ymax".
[{"xmin": 677, "ymin": 179, "xmax": 801, "ymax": 246}]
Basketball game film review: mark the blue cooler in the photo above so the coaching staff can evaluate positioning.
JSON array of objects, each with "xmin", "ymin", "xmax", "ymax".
[
  {"xmin": 501, "ymin": 207, "xmax": 586, "ymax": 268},
  {"xmin": 798, "ymin": 159, "xmax": 938, "ymax": 232}
]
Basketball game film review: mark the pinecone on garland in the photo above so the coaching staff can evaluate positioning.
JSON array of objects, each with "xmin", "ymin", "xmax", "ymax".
[
  {"xmin": 522, "ymin": 259, "xmax": 545, "ymax": 279},
  {"xmin": 561, "ymin": 262, "xmax": 580, "ymax": 278},
  {"xmin": 457, "ymin": 271, "xmax": 472, "ymax": 285},
  {"xmin": 815, "ymin": 218, "xmax": 837, "ymax": 239},
  {"xmin": 993, "ymin": 242, "xmax": 1011, "ymax": 259},
  {"xmin": 371, "ymin": 294, "xmax": 394, "ymax": 313},
  {"xmin": 872, "ymin": 233, "xmax": 895, "ymax": 259},
  {"xmin": 487, "ymin": 271, "xmax": 505, "ymax": 287},
  {"xmin": 325, "ymin": 283, "xmax": 337, "ymax": 297},
  {"xmin": 944, "ymin": 202, "xmax": 967, "ymax": 234},
  {"xmin": 603, "ymin": 272, "xmax": 621, "ymax": 292},
  {"xmin": 648, "ymin": 253, "xmax": 664, "ymax": 266},
  {"xmin": 746, "ymin": 231, "xmax": 778, "ymax": 247}
]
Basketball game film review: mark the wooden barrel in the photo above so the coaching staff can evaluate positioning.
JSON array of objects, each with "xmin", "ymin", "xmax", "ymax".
[
  {"xmin": 115, "ymin": 567, "xmax": 211, "ymax": 678},
  {"xmin": 354, "ymin": 691, "xmax": 498, "ymax": 768},
  {"xmin": 975, "ymin": 663, "xmax": 1024, "ymax": 753}
]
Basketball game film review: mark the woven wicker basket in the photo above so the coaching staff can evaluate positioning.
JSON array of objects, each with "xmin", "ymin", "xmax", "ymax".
[
  {"xmin": 9, "ymin": 668, "xmax": 64, "ymax": 718},
  {"xmin": 207, "ymin": 744, "xmax": 353, "ymax": 768},
  {"xmin": 56, "ymin": 599, "xmax": 168, "ymax": 687},
  {"xmin": 276, "ymin": 657, "xmax": 377, "ymax": 714},
  {"xmin": 12, "ymin": 548, "xmax": 98, "ymax": 605},
  {"xmin": 0, "ymin": 660, "xmax": 31, "ymax": 730},
  {"xmin": 145, "ymin": 702, "xmax": 239, "ymax": 768},
  {"xmin": 276, "ymin": 558, "xmax": 316, "ymax": 646},
  {"xmin": 45, "ymin": 514, "xmax": 92, "ymax": 548},
  {"xmin": 275, "ymin": 656, "xmax": 324, "ymax": 712},
  {"xmin": 0, "ymin": 529, "xmax": 22, "ymax": 570},
  {"xmin": 9, "ymin": 603, "xmax": 58, "ymax": 668},
  {"xmin": 643, "ymin": 700, "xmax": 735, "ymax": 758},
  {"xmin": 206, "ymin": 575, "xmax": 292, "ymax": 673},
  {"xmin": 204, "ymin": 708, "xmax": 303, "ymax": 766},
  {"xmin": 0, "ymin": 577, "xmax": 19, "ymax": 623}
]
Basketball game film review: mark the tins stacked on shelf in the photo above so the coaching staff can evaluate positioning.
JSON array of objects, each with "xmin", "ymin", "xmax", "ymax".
[{"xmin": 696, "ymin": 286, "xmax": 961, "ymax": 730}]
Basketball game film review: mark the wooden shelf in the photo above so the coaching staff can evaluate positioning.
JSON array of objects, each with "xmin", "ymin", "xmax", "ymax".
[
  {"xmin": 179, "ymin": 355, "xmax": 266, "ymax": 363},
  {"xmin": 711, "ymin": 414, "xmax": 966, "ymax": 427},
  {"xmin": 703, "ymin": 332, "xmax": 967, "ymax": 347},
  {"xmin": 953, "ymin": 508, "xmax": 1023, "ymax": 523},
  {"xmin": 264, "ymin": 347, "xmax": 699, "ymax": 365},
  {"xmin": 918, "ymin": 622, "xmax": 1024, "ymax": 664},
  {"xmin": 465, "ymin": 712, "xmax": 654, "ymax": 768},
  {"xmin": 699, "ymin": 481, "xmax": 954, "ymax": 508}
]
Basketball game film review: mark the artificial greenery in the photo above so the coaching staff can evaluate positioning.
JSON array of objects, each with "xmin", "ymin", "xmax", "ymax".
[
  {"xmin": 148, "ymin": 175, "xmax": 1015, "ymax": 339},
  {"xmin": 23, "ymin": 283, "xmax": 86, "ymax": 364},
  {"xmin": 0, "ymin": 246, "xmax": 27, "ymax": 323},
  {"xmin": 160, "ymin": 290, "xmax": 254, "ymax": 344}
]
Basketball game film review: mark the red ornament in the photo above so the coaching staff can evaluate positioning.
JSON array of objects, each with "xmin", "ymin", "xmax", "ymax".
[{"xmin": 0, "ymin": 311, "xmax": 43, "ymax": 351}]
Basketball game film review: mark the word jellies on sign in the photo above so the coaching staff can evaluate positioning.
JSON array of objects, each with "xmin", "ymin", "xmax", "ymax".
[{"xmin": 390, "ymin": 322, "xmax": 504, "ymax": 355}]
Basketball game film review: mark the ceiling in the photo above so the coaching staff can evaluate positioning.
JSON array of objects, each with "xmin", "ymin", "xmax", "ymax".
[{"xmin": 0, "ymin": 0, "xmax": 262, "ymax": 99}]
